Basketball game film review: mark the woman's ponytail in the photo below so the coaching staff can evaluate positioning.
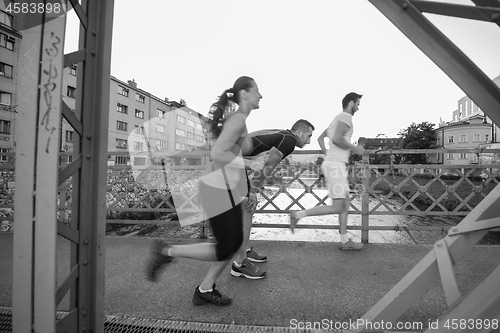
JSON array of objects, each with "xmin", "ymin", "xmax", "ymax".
[{"xmin": 206, "ymin": 88, "xmax": 236, "ymax": 139}]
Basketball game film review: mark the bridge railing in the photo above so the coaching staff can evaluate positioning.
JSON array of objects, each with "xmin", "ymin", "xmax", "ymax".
[{"xmin": 5, "ymin": 149, "xmax": 500, "ymax": 242}]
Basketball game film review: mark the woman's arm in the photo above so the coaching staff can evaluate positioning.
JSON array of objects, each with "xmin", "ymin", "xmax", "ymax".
[{"xmin": 210, "ymin": 113, "xmax": 249, "ymax": 165}]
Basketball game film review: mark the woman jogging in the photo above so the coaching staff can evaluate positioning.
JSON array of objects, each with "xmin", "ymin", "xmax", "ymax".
[{"xmin": 145, "ymin": 76, "xmax": 264, "ymax": 306}]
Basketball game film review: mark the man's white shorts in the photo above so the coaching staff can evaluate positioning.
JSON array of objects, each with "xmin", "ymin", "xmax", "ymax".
[{"xmin": 321, "ymin": 161, "xmax": 349, "ymax": 199}]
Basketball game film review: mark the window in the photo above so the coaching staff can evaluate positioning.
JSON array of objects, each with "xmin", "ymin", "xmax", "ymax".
[
  {"xmin": 459, "ymin": 153, "xmax": 467, "ymax": 159},
  {"xmin": 0, "ymin": 92, "xmax": 12, "ymax": 105},
  {"xmin": 0, "ymin": 33, "xmax": 14, "ymax": 50},
  {"xmin": 117, "ymin": 103, "xmax": 128, "ymax": 114},
  {"xmin": 116, "ymin": 121, "xmax": 127, "ymax": 131},
  {"xmin": 459, "ymin": 134, "xmax": 467, "ymax": 143},
  {"xmin": 115, "ymin": 156, "xmax": 127, "ymax": 165},
  {"xmin": 133, "ymin": 141, "xmax": 143, "ymax": 150},
  {"xmin": 118, "ymin": 86, "xmax": 129, "ymax": 97},
  {"xmin": 134, "ymin": 157, "xmax": 146, "ymax": 166},
  {"xmin": 196, "ymin": 135, "xmax": 203, "ymax": 142},
  {"xmin": 135, "ymin": 109, "xmax": 144, "ymax": 119},
  {"xmin": 0, "ymin": 62, "xmax": 13, "ymax": 78},
  {"xmin": 135, "ymin": 125, "xmax": 144, "ymax": 135},
  {"xmin": 176, "ymin": 115, "xmax": 185, "ymax": 124},
  {"xmin": 187, "ymin": 119, "xmax": 194, "ymax": 127},
  {"xmin": 187, "ymin": 145, "xmax": 195, "ymax": 151},
  {"xmin": 196, "ymin": 123, "xmax": 202, "ymax": 130},
  {"xmin": 156, "ymin": 140, "xmax": 164, "ymax": 149},
  {"xmin": 0, "ymin": 120, "xmax": 10, "ymax": 134},
  {"xmin": 465, "ymin": 100, "xmax": 469, "ymax": 116},
  {"xmin": 65, "ymin": 130, "xmax": 74, "ymax": 142},
  {"xmin": 459, "ymin": 104, "xmax": 463, "ymax": 119},
  {"xmin": 471, "ymin": 100, "xmax": 475, "ymax": 113},
  {"xmin": 0, "ymin": 11, "xmax": 13, "ymax": 28},
  {"xmin": 472, "ymin": 154, "xmax": 478, "ymax": 161},
  {"xmin": 473, "ymin": 133, "xmax": 480, "ymax": 142},
  {"xmin": 156, "ymin": 124, "xmax": 165, "ymax": 133},
  {"xmin": 156, "ymin": 109, "xmax": 165, "ymax": 118},
  {"xmin": 0, "ymin": 148, "xmax": 8, "ymax": 162},
  {"xmin": 116, "ymin": 139, "xmax": 127, "ymax": 149},
  {"xmin": 448, "ymin": 136, "xmax": 454, "ymax": 144},
  {"xmin": 175, "ymin": 142, "xmax": 186, "ymax": 150},
  {"xmin": 187, "ymin": 132, "xmax": 195, "ymax": 139},
  {"xmin": 69, "ymin": 65, "xmax": 77, "ymax": 76},
  {"xmin": 135, "ymin": 93, "xmax": 145, "ymax": 103},
  {"xmin": 67, "ymin": 86, "xmax": 76, "ymax": 98},
  {"xmin": 175, "ymin": 129, "xmax": 185, "ymax": 137},
  {"xmin": 448, "ymin": 153, "xmax": 454, "ymax": 160}
]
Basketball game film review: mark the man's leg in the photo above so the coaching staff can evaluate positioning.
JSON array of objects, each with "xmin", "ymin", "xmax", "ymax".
[
  {"xmin": 233, "ymin": 208, "xmax": 253, "ymax": 264},
  {"xmin": 230, "ymin": 207, "xmax": 266, "ymax": 279},
  {"xmin": 289, "ymin": 162, "xmax": 345, "ymax": 232},
  {"xmin": 289, "ymin": 200, "xmax": 345, "ymax": 233},
  {"xmin": 339, "ymin": 192, "xmax": 363, "ymax": 250}
]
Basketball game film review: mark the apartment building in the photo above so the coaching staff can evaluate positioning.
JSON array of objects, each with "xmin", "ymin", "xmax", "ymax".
[
  {"xmin": 0, "ymin": 3, "xmax": 19, "ymax": 162},
  {"xmin": 433, "ymin": 75, "xmax": 500, "ymax": 165},
  {"xmin": 60, "ymin": 65, "xmax": 77, "ymax": 163},
  {"xmin": 107, "ymin": 77, "xmax": 208, "ymax": 167},
  {"xmin": 3, "ymin": 3, "xmax": 210, "ymax": 169}
]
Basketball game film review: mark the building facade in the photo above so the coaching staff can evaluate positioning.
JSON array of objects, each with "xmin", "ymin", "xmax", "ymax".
[
  {"xmin": 106, "ymin": 77, "xmax": 208, "ymax": 167},
  {"xmin": 2, "ymin": 1, "xmax": 209, "ymax": 170},
  {"xmin": 0, "ymin": 2, "xmax": 19, "ymax": 163},
  {"xmin": 433, "ymin": 115, "xmax": 492, "ymax": 165},
  {"xmin": 433, "ymin": 75, "xmax": 500, "ymax": 165}
]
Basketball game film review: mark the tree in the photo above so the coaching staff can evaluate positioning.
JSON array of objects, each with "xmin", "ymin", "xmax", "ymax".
[{"xmin": 398, "ymin": 121, "xmax": 437, "ymax": 164}]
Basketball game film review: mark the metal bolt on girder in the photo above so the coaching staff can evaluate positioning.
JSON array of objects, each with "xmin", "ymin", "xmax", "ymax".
[{"xmin": 402, "ymin": 2, "xmax": 409, "ymax": 10}]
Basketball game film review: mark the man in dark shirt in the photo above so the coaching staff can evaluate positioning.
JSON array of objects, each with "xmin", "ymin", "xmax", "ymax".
[{"xmin": 230, "ymin": 119, "xmax": 315, "ymax": 279}]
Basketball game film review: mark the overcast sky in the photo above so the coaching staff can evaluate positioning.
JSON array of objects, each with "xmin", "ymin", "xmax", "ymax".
[{"xmin": 65, "ymin": 0, "xmax": 500, "ymax": 149}]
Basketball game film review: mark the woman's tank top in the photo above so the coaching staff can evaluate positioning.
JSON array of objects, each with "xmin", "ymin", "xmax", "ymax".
[{"xmin": 200, "ymin": 111, "xmax": 248, "ymax": 194}]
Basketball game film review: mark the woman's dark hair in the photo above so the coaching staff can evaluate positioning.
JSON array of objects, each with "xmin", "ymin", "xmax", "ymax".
[{"xmin": 206, "ymin": 76, "xmax": 255, "ymax": 139}]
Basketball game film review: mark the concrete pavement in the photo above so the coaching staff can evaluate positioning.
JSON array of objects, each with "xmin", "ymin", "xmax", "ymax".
[{"xmin": 1, "ymin": 232, "xmax": 500, "ymax": 330}]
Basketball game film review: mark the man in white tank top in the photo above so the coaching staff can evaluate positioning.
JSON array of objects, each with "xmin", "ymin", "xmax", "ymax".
[{"xmin": 289, "ymin": 92, "xmax": 365, "ymax": 250}]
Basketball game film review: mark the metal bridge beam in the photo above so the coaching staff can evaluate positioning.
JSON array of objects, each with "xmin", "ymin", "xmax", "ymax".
[
  {"xmin": 358, "ymin": 0, "xmax": 500, "ymax": 331},
  {"xmin": 12, "ymin": 0, "xmax": 113, "ymax": 332},
  {"xmin": 369, "ymin": 0, "xmax": 500, "ymax": 126}
]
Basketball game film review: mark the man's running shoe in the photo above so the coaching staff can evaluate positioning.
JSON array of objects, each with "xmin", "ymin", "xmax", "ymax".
[
  {"xmin": 146, "ymin": 240, "xmax": 173, "ymax": 282},
  {"xmin": 339, "ymin": 239, "xmax": 364, "ymax": 251},
  {"xmin": 192, "ymin": 284, "xmax": 232, "ymax": 306},
  {"xmin": 246, "ymin": 247, "xmax": 267, "ymax": 263},
  {"xmin": 230, "ymin": 258, "xmax": 266, "ymax": 279},
  {"xmin": 289, "ymin": 211, "xmax": 299, "ymax": 234}
]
